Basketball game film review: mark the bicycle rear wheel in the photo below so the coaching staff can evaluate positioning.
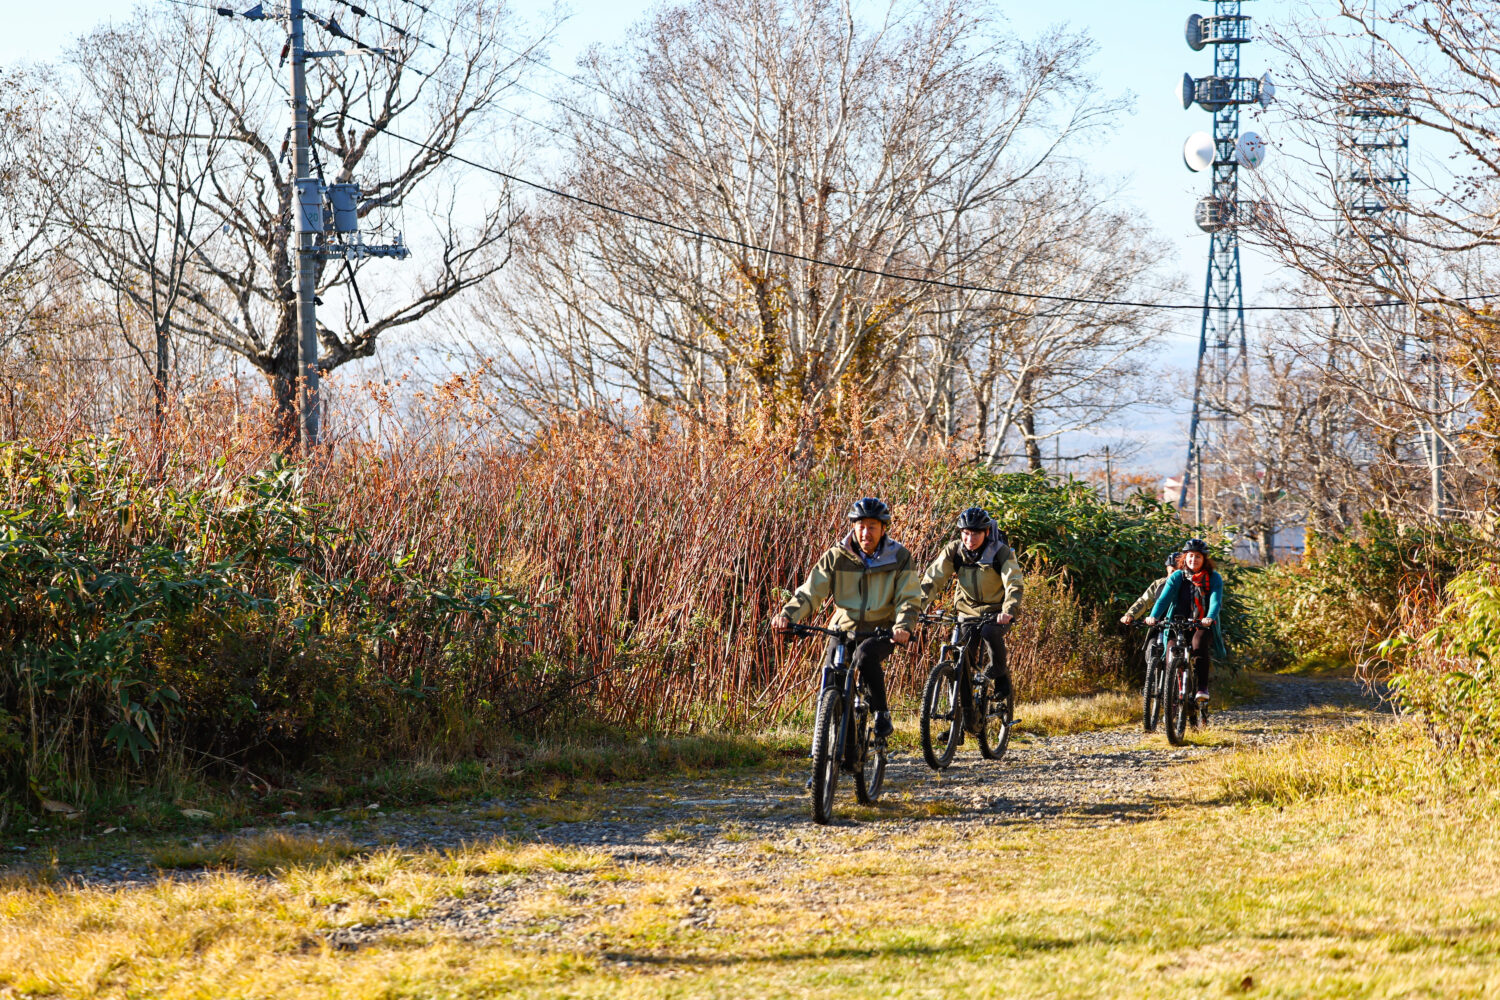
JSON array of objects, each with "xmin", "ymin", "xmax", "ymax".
[
  {"xmin": 975, "ymin": 650, "xmax": 1012, "ymax": 761},
  {"xmin": 1164, "ymin": 653, "xmax": 1190, "ymax": 746},
  {"xmin": 810, "ymin": 688, "xmax": 842, "ymax": 824},
  {"xmin": 920, "ymin": 660, "xmax": 963, "ymax": 770}
]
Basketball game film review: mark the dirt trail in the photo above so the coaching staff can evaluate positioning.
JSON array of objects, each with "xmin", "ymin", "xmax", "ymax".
[
  {"xmin": 321, "ymin": 672, "xmax": 1384, "ymax": 944},
  {"xmin": 29, "ymin": 673, "xmax": 1384, "ymax": 945}
]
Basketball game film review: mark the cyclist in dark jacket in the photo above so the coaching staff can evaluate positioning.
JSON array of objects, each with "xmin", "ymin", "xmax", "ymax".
[
  {"xmin": 920, "ymin": 506, "xmax": 1023, "ymax": 704},
  {"xmin": 1123, "ymin": 552, "xmax": 1181, "ymax": 695},
  {"xmin": 1121, "ymin": 552, "xmax": 1181, "ymax": 625}
]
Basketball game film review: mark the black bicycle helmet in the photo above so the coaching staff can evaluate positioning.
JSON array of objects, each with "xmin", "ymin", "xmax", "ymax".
[
  {"xmin": 847, "ymin": 497, "xmax": 892, "ymax": 524},
  {"xmin": 1164, "ymin": 552, "xmax": 1180, "ymax": 572},
  {"xmin": 1180, "ymin": 537, "xmax": 1210, "ymax": 555},
  {"xmin": 955, "ymin": 506, "xmax": 993, "ymax": 532}
]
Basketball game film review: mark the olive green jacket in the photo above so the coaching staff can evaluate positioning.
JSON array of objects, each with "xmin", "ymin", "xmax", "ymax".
[
  {"xmin": 920, "ymin": 537, "xmax": 1024, "ymax": 619},
  {"xmin": 1126, "ymin": 576, "xmax": 1170, "ymax": 619},
  {"xmin": 780, "ymin": 534, "xmax": 924, "ymax": 633}
]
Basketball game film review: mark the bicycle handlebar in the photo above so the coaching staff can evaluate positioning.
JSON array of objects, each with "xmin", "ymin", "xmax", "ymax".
[
  {"xmin": 780, "ymin": 622, "xmax": 897, "ymax": 637},
  {"xmin": 919, "ymin": 611, "xmax": 1007, "ymax": 627},
  {"xmin": 780, "ymin": 623, "xmax": 848, "ymax": 640},
  {"xmin": 1159, "ymin": 617, "xmax": 1213, "ymax": 630}
]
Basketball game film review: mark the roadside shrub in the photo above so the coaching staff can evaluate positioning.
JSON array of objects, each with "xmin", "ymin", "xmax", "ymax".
[
  {"xmin": 1381, "ymin": 565, "xmax": 1500, "ymax": 756},
  {"xmin": 1216, "ymin": 563, "xmax": 1294, "ymax": 673},
  {"xmin": 949, "ymin": 467, "xmax": 1192, "ymax": 613},
  {"xmin": 0, "ymin": 439, "xmax": 532, "ymax": 795},
  {"xmin": 1239, "ymin": 513, "xmax": 1474, "ymax": 667}
]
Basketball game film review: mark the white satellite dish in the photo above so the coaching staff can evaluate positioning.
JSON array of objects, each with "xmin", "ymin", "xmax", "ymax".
[
  {"xmin": 1183, "ymin": 132, "xmax": 1215, "ymax": 172},
  {"xmin": 1180, "ymin": 72, "xmax": 1196, "ymax": 110},
  {"xmin": 1185, "ymin": 13, "xmax": 1205, "ymax": 51},
  {"xmin": 1236, "ymin": 131, "xmax": 1268, "ymax": 169},
  {"xmin": 1258, "ymin": 71, "xmax": 1277, "ymax": 108}
]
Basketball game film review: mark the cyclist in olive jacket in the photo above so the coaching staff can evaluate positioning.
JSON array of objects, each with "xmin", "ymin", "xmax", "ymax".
[
  {"xmin": 773, "ymin": 497, "xmax": 922, "ymax": 739},
  {"xmin": 920, "ymin": 506, "xmax": 1023, "ymax": 706}
]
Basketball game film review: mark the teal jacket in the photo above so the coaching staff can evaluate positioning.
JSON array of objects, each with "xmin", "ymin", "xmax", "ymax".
[{"xmin": 1150, "ymin": 569, "xmax": 1227, "ymax": 660}]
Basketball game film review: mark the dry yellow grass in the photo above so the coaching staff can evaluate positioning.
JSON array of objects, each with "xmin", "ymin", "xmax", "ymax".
[
  {"xmin": 152, "ymin": 831, "xmax": 361, "ymax": 872},
  {"xmin": 1015, "ymin": 688, "xmax": 1138, "ymax": 736},
  {"xmin": 6, "ymin": 720, "xmax": 1500, "ymax": 998}
]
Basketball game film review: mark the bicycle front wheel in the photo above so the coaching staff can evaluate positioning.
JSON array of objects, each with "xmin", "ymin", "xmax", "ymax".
[
  {"xmin": 920, "ymin": 660, "xmax": 963, "ymax": 770},
  {"xmin": 977, "ymin": 685, "xmax": 1012, "ymax": 761},
  {"xmin": 975, "ymin": 650, "xmax": 1012, "ymax": 761},
  {"xmin": 1164, "ymin": 654, "xmax": 1190, "ymax": 746},
  {"xmin": 810, "ymin": 688, "xmax": 842, "ymax": 824},
  {"xmin": 1143, "ymin": 655, "xmax": 1163, "ymax": 733}
]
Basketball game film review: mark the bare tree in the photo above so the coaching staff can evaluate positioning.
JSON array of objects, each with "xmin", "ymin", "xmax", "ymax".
[
  {"xmin": 27, "ymin": 2, "xmax": 548, "ymax": 445},
  {"xmin": 1249, "ymin": 0, "xmax": 1500, "ymax": 521},
  {"xmin": 0, "ymin": 75, "xmax": 58, "ymax": 353},
  {"xmin": 464, "ymin": 0, "xmax": 1164, "ymax": 453}
]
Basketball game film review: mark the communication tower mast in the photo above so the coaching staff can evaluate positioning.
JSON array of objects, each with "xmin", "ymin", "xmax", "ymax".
[{"xmin": 1175, "ymin": 1, "xmax": 1274, "ymax": 511}]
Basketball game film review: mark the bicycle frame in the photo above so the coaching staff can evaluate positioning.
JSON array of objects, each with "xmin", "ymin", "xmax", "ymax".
[
  {"xmin": 821, "ymin": 637, "xmax": 862, "ymax": 769},
  {"xmin": 789, "ymin": 623, "xmax": 887, "ymax": 770},
  {"xmin": 924, "ymin": 612, "xmax": 997, "ymax": 672}
]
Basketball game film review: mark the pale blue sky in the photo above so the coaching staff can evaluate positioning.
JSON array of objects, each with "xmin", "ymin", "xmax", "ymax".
[{"xmin": 5, "ymin": 0, "xmax": 1326, "ymax": 469}]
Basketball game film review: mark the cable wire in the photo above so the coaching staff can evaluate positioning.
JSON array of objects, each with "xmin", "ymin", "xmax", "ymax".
[{"xmin": 341, "ymin": 112, "xmax": 1498, "ymax": 314}]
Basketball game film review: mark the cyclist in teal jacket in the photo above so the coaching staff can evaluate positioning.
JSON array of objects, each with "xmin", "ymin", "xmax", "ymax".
[{"xmin": 1146, "ymin": 538, "xmax": 1226, "ymax": 702}]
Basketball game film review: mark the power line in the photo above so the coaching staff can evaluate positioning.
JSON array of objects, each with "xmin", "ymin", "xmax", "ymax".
[
  {"xmin": 382, "ymin": 0, "xmax": 1195, "ymax": 303},
  {"xmin": 342, "ymin": 113, "xmax": 1498, "ymax": 315},
  {"xmin": 327, "ymin": 0, "xmax": 438, "ymax": 49}
]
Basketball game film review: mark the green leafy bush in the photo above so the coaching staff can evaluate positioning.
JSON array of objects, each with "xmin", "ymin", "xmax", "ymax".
[
  {"xmin": 940, "ymin": 468, "xmax": 1192, "ymax": 615},
  {"xmin": 0, "ymin": 439, "xmax": 532, "ymax": 796}
]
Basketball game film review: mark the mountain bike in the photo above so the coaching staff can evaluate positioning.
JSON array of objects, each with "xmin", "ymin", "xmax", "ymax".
[
  {"xmin": 783, "ymin": 623, "xmax": 890, "ymax": 824},
  {"xmin": 1160, "ymin": 617, "xmax": 1211, "ymax": 746},
  {"xmin": 1134, "ymin": 621, "xmax": 1166, "ymax": 733},
  {"xmin": 916, "ymin": 612, "xmax": 1014, "ymax": 770}
]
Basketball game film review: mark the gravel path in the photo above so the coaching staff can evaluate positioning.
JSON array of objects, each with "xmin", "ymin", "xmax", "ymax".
[
  {"xmin": 18, "ymin": 673, "xmax": 1384, "ymax": 948},
  {"xmin": 334, "ymin": 673, "xmax": 1383, "ymax": 945}
]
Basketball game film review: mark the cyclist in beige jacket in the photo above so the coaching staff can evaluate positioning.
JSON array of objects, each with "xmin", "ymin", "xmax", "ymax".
[
  {"xmin": 773, "ymin": 497, "xmax": 923, "ymax": 738},
  {"xmin": 920, "ymin": 506, "xmax": 1023, "ymax": 707}
]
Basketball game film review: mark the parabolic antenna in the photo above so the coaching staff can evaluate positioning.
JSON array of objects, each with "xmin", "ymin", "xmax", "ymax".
[
  {"xmin": 1258, "ymin": 71, "xmax": 1276, "ymax": 108},
  {"xmin": 1236, "ymin": 131, "xmax": 1268, "ymax": 169},
  {"xmin": 1180, "ymin": 72, "xmax": 1196, "ymax": 110},
  {"xmin": 1185, "ymin": 13, "xmax": 1205, "ymax": 51},
  {"xmin": 1183, "ymin": 132, "xmax": 1215, "ymax": 172}
]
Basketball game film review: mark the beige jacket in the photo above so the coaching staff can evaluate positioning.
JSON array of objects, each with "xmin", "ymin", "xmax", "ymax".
[
  {"xmin": 1126, "ymin": 576, "xmax": 1171, "ymax": 619},
  {"xmin": 780, "ymin": 534, "xmax": 924, "ymax": 633},
  {"xmin": 921, "ymin": 537, "xmax": 1024, "ymax": 619}
]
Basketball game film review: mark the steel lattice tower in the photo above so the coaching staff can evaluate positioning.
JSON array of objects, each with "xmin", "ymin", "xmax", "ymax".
[
  {"xmin": 1177, "ymin": 1, "xmax": 1270, "ymax": 511},
  {"xmin": 1335, "ymin": 80, "xmax": 1409, "ymax": 318}
]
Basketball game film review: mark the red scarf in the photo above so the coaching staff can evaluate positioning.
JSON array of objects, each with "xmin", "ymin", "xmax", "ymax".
[{"xmin": 1189, "ymin": 569, "xmax": 1212, "ymax": 618}]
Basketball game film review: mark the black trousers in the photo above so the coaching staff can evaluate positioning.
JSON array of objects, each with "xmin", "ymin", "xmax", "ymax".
[
  {"xmin": 1190, "ymin": 627, "xmax": 1213, "ymax": 692},
  {"xmin": 962, "ymin": 621, "xmax": 1012, "ymax": 706},
  {"xmin": 824, "ymin": 633, "xmax": 894, "ymax": 713}
]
